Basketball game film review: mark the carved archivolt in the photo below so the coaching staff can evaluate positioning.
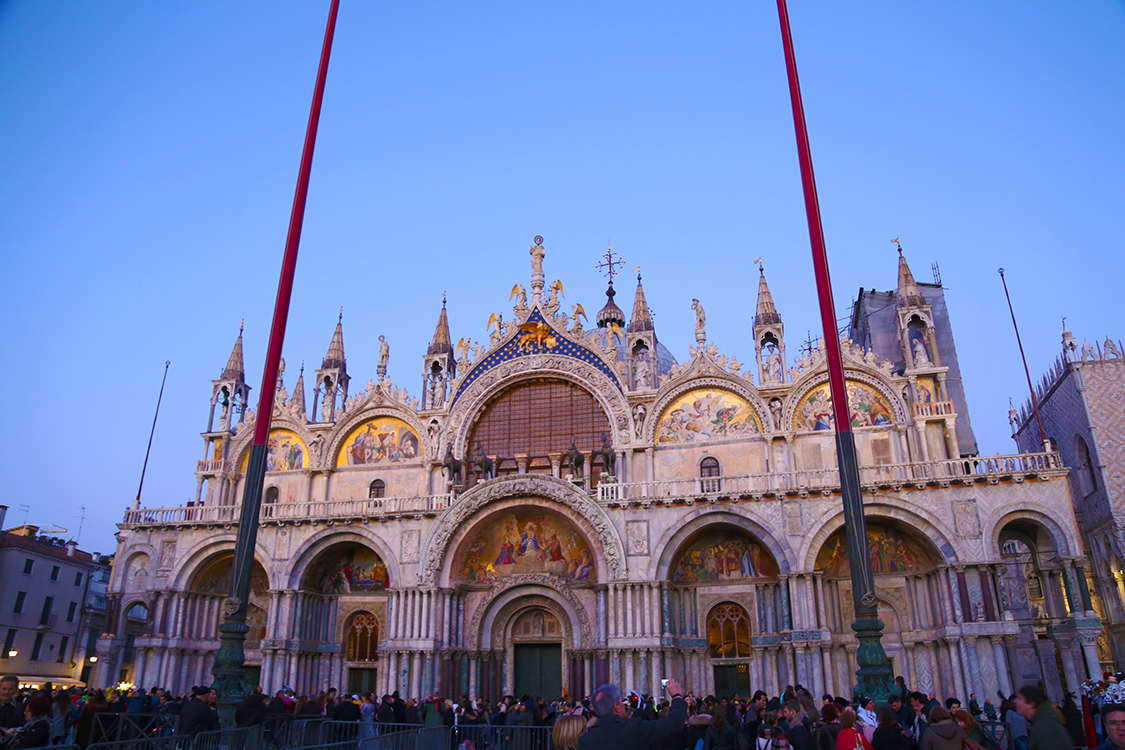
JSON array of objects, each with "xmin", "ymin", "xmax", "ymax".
[
  {"xmin": 446, "ymin": 356, "xmax": 632, "ymax": 454},
  {"xmin": 471, "ymin": 576, "xmax": 591, "ymax": 649},
  {"xmin": 784, "ymin": 369, "xmax": 909, "ymax": 431},
  {"xmin": 421, "ymin": 474, "xmax": 624, "ymax": 584},
  {"xmin": 645, "ymin": 375, "xmax": 773, "ymax": 444}
]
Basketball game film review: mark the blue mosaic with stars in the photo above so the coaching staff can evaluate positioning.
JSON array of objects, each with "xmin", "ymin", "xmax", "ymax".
[{"xmin": 450, "ymin": 308, "xmax": 622, "ymax": 407}]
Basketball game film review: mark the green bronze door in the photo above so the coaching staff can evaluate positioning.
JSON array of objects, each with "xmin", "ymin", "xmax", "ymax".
[{"xmin": 513, "ymin": 643, "xmax": 562, "ymax": 699}]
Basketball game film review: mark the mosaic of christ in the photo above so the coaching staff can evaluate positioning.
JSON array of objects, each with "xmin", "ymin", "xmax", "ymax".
[
  {"xmin": 458, "ymin": 509, "xmax": 594, "ymax": 583},
  {"xmin": 816, "ymin": 525, "xmax": 929, "ymax": 577}
]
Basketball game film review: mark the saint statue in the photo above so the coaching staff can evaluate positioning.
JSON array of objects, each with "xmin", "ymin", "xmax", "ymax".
[
  {"xmin": 912, "ymin": 338, "xmax": 931, "ymax": 367},
  {"xmin": 765, "ymin": 345, "xmax": 783, "ymax": 382},
  {"xmin": 633, "ymin": 349, "xmax": 651, "ymax": 389},
  {"xmin": 379, "ymin": 335, "xmax": 390, "ymax": 370},
  {"xmin": 530, "ymin": 240, "xmax": 545, "ymax": 277},
  {"xmin": 691, "ymin": 299, "xmax": 706, "ymax": 334}
]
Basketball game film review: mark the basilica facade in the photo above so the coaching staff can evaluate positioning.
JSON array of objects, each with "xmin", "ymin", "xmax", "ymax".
[{"xmin": 97, "ymin": 242, "xmax": 1103, "ymax": 704}]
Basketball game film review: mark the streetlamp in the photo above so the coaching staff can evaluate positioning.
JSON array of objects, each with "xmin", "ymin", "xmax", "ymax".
[
  {"xmin": 6, "ymin": 650, "xmax": 16, "ymax": 658},
  {"xmin": 89, "ymin": 656, "xmax": 98, "ymax": 663}
]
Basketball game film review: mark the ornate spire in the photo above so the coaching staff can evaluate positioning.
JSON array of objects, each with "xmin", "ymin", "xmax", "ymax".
[
  {"xmin": 627, "ymin": 272, "xmax": 654, "ymax": 332},
  {"xmin": 754, "ymin": 263, "xmax": 782, "ymax": 326},
  {"xmin": 597, "ymin": 282, "xmax": 626, "ymax": 329},
  {"xmin": 291, "ymin": 362, "xmax": 307, "ymax": 415},
  {"xmin": 322, "ymin": 311, "xmax": 346, "ymax": 371},
  {"xmin": 222, "ymin": 321, "xmax": 245, "ymax": 380},
  {"xmin": 428, "ymin": 294, "xmax": 453, "ymax": 355},
  {"xmin": 895, "ymin": 245, "xmax": 927, "ymax": 308}
]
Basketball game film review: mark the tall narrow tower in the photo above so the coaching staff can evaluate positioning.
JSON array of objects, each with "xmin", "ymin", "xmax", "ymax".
[
  {"xmin": 753, "ymin": 263, "xmax": 786, "ymax": 384},
  {"xmin": 313, "ymin": 313, "xmax": 349, "ymax": 424},
  {"xmin": 421, "ymin": 296, "xmax": 456, "ymax": 410},
  {"xmin": 626, "ymin": 273, "xmax": 658, "ymax": 390}
]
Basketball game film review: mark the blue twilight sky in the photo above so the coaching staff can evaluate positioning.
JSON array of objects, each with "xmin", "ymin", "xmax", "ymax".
[{"xmin": 1, "ymin": 2, "xmax": 1122, "ymax": 554}]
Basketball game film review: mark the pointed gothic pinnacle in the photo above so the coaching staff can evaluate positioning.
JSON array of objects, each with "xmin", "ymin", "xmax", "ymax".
[
  {"xmin": 428, "ymin": 296, "xmax": 453, "ymax": 355},
  {"xmin": 628, "ymin": 271, "xmax": 654, "ymax": 333},
  {"xmin": 895, "ymin": 246, "xmax": 927, "ymax": 308},
  {"xmin": 222, "ymin": 324, "xmax": 245, "ymax": 380},
  {"xmin": 754, "ymin": 264, "xmax": 781, "ymax": 327},
  {"xmin": 322, "ymin": 316, "xmax": 346, "ymax": 371}
]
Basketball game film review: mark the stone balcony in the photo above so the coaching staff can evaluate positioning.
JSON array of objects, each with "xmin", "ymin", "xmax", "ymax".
[
  {"xmin": 121, "ymin": 452, "xmax": 1063, "ymax": 529},
  {"xmin": 595, "ymin": 451, "xmax": 1064, "ymax": 506}
]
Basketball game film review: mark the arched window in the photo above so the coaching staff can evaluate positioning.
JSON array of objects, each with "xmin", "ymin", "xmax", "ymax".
[
  {"xmin": 700, "ymin": 457, "xmax": 721, "ymax": 493},
  {"xmin": 707, "ymin": 603, "xmax": 751, "ymax": 659},
  {"xmin": 265, "ymin": 486, "xmax": 279, "ymax": 503},
  {"xmin": 369, "ymin": 480, "xmax": 386, "ymax": 499},
  {"xmin": 345, "ymin": 612, "xmax": 379, "ymax": 662},
  {"xmin": 1078, "ymin": 437, "xmax": 1098, "ymax": 494}
]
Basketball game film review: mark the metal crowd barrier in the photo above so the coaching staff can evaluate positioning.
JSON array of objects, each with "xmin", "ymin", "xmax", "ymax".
[
  {"xmin": 977, "ymin": 720, "xmax": 1014, "ymax": 750},
  {"xmin": 358, "ymin": 726, "xmax": 448, "ymax": 750},
  {"xmin": 87, "ymin": 735, "xmax": 182, "ymax": 750},
  {"xmin": 190, "ymin": 725, "xmax": 263, "ymax": 750},
  {"xmin": 92, "ymin": 713, "xmax": 179, "ymax": 743}
]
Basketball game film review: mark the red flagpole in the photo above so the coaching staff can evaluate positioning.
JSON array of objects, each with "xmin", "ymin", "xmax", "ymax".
[
  {"xmin": 775, "ymin": 0, "xmax": 894, "ymax": 699},
  {"xmin": 212, "ymin": 0, "xmax": 340, "ymax": 716}
]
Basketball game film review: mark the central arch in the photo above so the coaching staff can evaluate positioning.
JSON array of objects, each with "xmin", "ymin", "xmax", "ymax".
[{"xmin": 422, "ymin": 474, "xmax": 624, "ymax": 584}]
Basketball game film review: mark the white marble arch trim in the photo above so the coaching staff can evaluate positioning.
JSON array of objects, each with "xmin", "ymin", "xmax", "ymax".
[
  {"xmin": 644, "ymin": 375, "xmax": 773, "ymax": 444},
  {"xmin": 985, "ymin": 506, "xmax": 1076, "ymax": 560},
  {"xmin": 421, "ymin": 474, "xmax": 625, "ymax": 585},
  {"xmin": 229, "ymin": 414, "xmax": 319, "ymax": 472},
  {"xmin": 476, "ymin": 580, "xmax": 586, "ymax": 650},
  {"xmin": 445, "ymin": 356, "xmax": 632, "ymax": 458},
  {"xmin": 783, "ymin": 369, "xmax": 909, "ymax": 431},
  {"xmin": 167, "ymin": 533, "xmax": 278, "ymax": 592},
  {"xmin": 650, "ymin": 508, "xmax": 795, "ymax": 580},
  {"xmin": 796, "ymin": 500, "xmax": 959, "ymax": 571},
  {"xmin": 284, "ymin": 526, "xmax": 402, "ymax": 590},
  {"xmin": 324, "ymin": 402, "xmax": 430, "ymax": 469}
]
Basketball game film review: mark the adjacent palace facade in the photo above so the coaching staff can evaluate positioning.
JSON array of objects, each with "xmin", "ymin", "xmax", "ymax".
[{"xmin": 97, "ymin": 241, "xmax": 1108, "ymax": 703}]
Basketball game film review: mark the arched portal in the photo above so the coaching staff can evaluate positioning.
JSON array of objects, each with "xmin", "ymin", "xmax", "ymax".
[
  {"xmin": 343, "ymin": 611, "xmax": 379, "ymax": 695},
  {"xmin": 813, "ymin": 520, "xmax": 943, "ymax": 694},
  {"xmin": 509, "ymin": 607, "xmax": 563, "ymax": 700},
  {"xmin": 707, "ymin": 602, "xmax": 753, "ymax": 695},
  {"xmin": 189, "ymin": 555, "xmax": 270, "ymax": 648}
]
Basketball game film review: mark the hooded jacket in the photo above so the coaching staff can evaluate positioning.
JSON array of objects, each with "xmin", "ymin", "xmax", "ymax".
[
  {"xmin": 1027, "ymin": 704, "xmax": 1072, "ymax": 750},
  {"xmin": 918, "ymin": 720, "xmax": 965, "ymax": 750}
]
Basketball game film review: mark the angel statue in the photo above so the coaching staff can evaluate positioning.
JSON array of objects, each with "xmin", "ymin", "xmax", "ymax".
[
  {"xmin": 691, "ymin": 298, "xmax": 706, "ymax": 342},
  {"xmin": 510, "ymin": 283, "xmax": 527, "ymax": 308},
  {"xmin": 912, "ymin": 338, "xmax": 931, "ymax": 367},
  {"xmin": 571, "ymin": 303, "xmax": 587, "ymax": 333}
]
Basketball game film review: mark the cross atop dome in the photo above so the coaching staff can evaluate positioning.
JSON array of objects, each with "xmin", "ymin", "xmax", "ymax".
[{"xmin": 595, "ymin": 241, "xmax": 625, "ymax": 282}]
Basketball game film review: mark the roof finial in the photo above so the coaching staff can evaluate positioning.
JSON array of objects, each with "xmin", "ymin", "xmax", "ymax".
[
  {"xmin": 596, "ymin": 240, "xmax": 624, "ymax": 282},
  {"xmin": 300, "ymin": 360, "xmax": 305, "ymax": 375},
  {"xmin": 754, "ymin": 257, "xmax": 763, "ymax": 274},
  {"xmin": 339, "ymin": 306, "xmax": 343, "ymax": 322},
  {"xmin": 442, "ymin": 291, "xmax": 447, "ymax": 307},
  {"xmin": 239, "ymin": 319, "xmax": 244, "ymax": 335},
  {"xmin": 892, "ymin": 237, "xmax": 902, "ymax": 254}
]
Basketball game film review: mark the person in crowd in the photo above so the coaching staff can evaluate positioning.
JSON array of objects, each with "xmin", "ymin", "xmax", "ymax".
[
  {"xmin": 816, "ymin": 704, "xmax": 841, "ymax": 750},
  {"xmin": 1013, "ymin": 685, "xmax": 1070, "ymax": 750},
  {"xmin": 943, "ymin": 698, "xmax": 961, "ymax": 714},
  {"xmin": 1098, "ymin": 703, "xmax": 1125, "ymax": 750},
  {"xmin": 49, "ymin": 691, "xmax": 71, "ymax": 745},
  {"xmin": 871, "ymin": 707, "xmax": 906, "ymax": 750},
  {"xmin": 968, "ymin": 693, "xmax": 981, "ymax": 718},
  {"xmin": 887, "ymin": 695, "xmax": 912, "ymax": 737},
  {"xmin": 235, "ymin": 687, "xmax": 268, "ymax": 727},
  {"xmin": 404, "ymin": 697, "xmax": 420, "ymax": 724},
  {"xmin": 178, "ymin": 686, "xmax": 219, "ymax": 740},
  {"xmin": 578, "ymin": 678, "xmax": 686, "ymax": 749},
  {"xmin": 553, "ymin": 713, "xmax": 587, "ymax": 750},
  {"xmin": 953, "ymin": 709, "xmax": 998, "ymax": 750},
  {"xmin": 703, "ymin": 709, "xmax": 737, "ymax": 750},
  {"xmin": 74, "ymin": 690, "xmax": 107, "ymax": 749},
  {"xmin": 376, "ymin": 694, "xmax": 396, "ymax": 726},
  {"xmin": 334, "ymin": 694, "xmax": 362, "ymax": 722},
  {"xmin": 1001, "ymin": 697, "xmax": 1027, "ymax": 750},
  {"xmin": 908, "ymin": 693, "xmax": 930, "ymax": 743},
  {"xmin": 1060, "ymin": 693, "xmax": 1085, "ymax": 749},
  {"xmin": 756, "ymin": 710, "xmax": 789, "ymax": 749},
  {"xmin": 1, "ymin": 695, "xmax": 51, "ymax": 749},
  {"xmin": 894, "ymin": 677, "xmax": 909, "ymax": 705},
  {"xmin": 836, "ymin": 711, "xmax": 872, "ymax": 750},
  {"xmin": 682, "ymin": 712, "xmax": 711, "ymax": 750},
  {"xmin": 780, "ymin": 700, "xmax": 811, "ymax": 750},
  {"xmin": 918, "ymin": 707, "xmax": 965, "ymax": 750}
]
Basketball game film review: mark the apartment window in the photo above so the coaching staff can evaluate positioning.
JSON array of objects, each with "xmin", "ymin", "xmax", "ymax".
[
  {"xmin": 40, "ymin": 596, "xmax": 54, "ymax": 626},
  {"xmin": 13, "ymin": 592, "xmax": 26, "ymax": 614},
  {"xmin": 57, "ymin": 636, "xmax": 69, "ymax": 663},
  {"xmin": 67, "ymin": 602, "xmax": 77, "ymax": 623},
  {"xmin": 74, "ymin": 572, "xmax": 83, "ymax": 587},
  {"xmin": 50, "ymin": 566, "xmax": 60, "ymax": 582},
  {"xmin": 2, "ymin": 629, "xmax": 15, "ymax": 658},
  {"xmin": 30, "ymin": 633, "xmax": 44, "ymax": 661},
  {"xmin": 23, "ymin": 559, "xmax": 34, "ymax": 575}
]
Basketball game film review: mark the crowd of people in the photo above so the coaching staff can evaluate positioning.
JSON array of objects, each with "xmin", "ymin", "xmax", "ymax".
[{"xmin": 1, "ymin": 671, "xmax": 1122, "ymax": 750}]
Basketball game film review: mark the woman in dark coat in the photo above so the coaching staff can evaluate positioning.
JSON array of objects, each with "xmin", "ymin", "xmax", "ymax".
[
  {"xmin": 702, "ymin": 711, "xmax": 737, "ymax": 750},
  {"xmin": 74, "ymin": 691, "xmax": 108, "ymax": 749}
]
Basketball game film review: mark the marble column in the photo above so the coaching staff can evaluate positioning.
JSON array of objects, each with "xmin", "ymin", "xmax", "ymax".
[{"xmin": 991, "ymin": 637, "xmax": 1012, "ymax": 697}]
